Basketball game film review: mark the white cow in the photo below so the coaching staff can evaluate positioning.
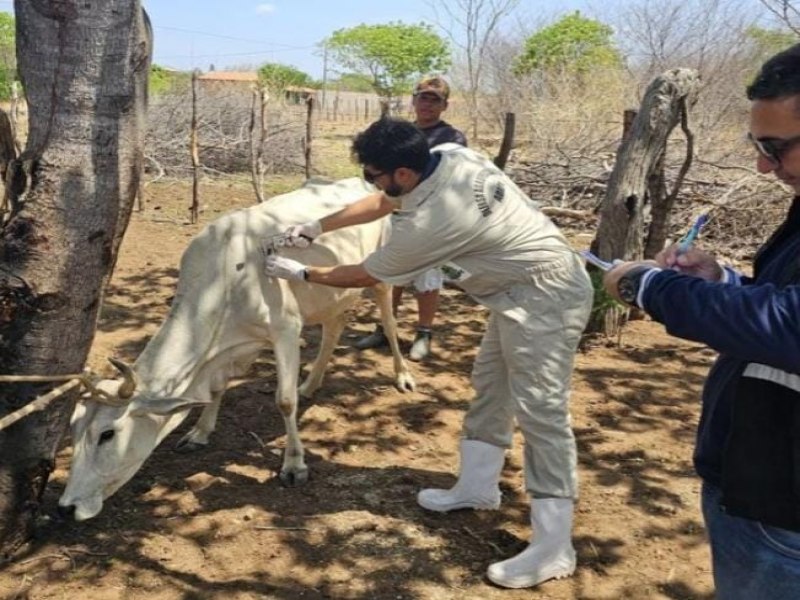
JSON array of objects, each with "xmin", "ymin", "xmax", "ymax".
[{"xmin": 59, "ymin": 177, "xmax": 415, "ymax": 521}]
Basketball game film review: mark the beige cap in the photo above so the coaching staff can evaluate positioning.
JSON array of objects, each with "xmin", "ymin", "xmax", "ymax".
[{"xmin": 413, "ymin": 76, "xmax": 450, "ymax": 100}]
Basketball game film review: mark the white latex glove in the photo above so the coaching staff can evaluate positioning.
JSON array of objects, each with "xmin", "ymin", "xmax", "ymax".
[
  {"xmin": 265, "ymin": 254, "xmax": 308, "ymax": 281},
  {"xmin": 284, "ymin": 220, "xmax": 322, "ymax": 248}
]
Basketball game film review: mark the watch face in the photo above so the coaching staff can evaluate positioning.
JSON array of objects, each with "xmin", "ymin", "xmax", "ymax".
[
  {"xmin": 619, "ymin": 276, "xmax": 638, "ymax": 304},
  {"xmin": 618, "ymin": 267, "xmax": 652, "ymax": 305}
]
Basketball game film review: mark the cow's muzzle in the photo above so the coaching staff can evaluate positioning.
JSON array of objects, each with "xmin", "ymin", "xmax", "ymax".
[{"xmin": 57, "ymin": 503, "xmax": 76, "ymax": 519}]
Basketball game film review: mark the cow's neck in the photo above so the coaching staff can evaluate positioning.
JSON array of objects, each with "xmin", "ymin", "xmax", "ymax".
[{"xmin": 134, "ymin": 310, "xmax": 263, "ymax": 400}]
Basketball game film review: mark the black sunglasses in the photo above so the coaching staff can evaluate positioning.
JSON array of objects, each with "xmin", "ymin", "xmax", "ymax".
[
  {"xmin": 747, "ymin": 132, "xmax": 800, "ymax": 166},
  {"xmin": 413, "ymin": 92, "xmax": 445, "ymax": 104},
  {"xmin": 363, "ymin": 167, "xmax": 391, "ymax": 184}
]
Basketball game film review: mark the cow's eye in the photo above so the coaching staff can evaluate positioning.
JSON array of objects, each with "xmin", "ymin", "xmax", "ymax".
[{"xmin": 98, "ymin": 430, "xmax": 115, "ymax": 445}]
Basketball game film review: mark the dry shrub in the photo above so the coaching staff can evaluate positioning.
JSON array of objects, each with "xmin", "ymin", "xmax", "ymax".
[
  {"xmin": 491, "ymin": 67, "xmax": 790, "ymax": 266},
  {"xmin": 484, "ymin": 69, "xmax": 636, "ymax": 214},
  {"xmin": 146, "ymin": 86, "xmax": 306, "ymax": 177}
]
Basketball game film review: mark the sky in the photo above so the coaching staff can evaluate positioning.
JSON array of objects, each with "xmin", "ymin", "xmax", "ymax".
[
  {"xmin": 0, "ymin": 0, "xmax": 775, "ymax": 81},
  {"xmin": 139, "ymin": 0, "xmax": 623, "ymax": 79}
]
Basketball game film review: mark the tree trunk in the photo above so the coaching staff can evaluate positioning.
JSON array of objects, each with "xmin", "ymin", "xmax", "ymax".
[
  {"xmin": 593, "ymin": 68, "xmax": 699, "ymax": 261},
  {"xmin": 645, "ymin": 98, "xmax": 695, "ymax": 259},
  {"xmin": 643, "ymin": 150, "xmax": 668, "ymax": 259},
  {"xmin": 0, "ymin": 0, "xmax": 150, "ymax": 561},
  {"xmin": 588, "ymin": 68, "xmax": 699, "ymax": 335}
]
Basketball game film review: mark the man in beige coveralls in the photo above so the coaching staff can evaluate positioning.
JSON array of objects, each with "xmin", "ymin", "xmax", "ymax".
[{"xmin": 264, "ymin": 117, "xmax": 592, "ymax": 589}]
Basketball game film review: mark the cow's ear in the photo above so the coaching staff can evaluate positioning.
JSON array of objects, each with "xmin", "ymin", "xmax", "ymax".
[{"xmin": 129, "ymin": 397, "xmax": 211, "ymax": 417}]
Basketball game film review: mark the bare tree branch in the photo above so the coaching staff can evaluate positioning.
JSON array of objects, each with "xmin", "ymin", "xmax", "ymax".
[
  {"xmin": 758, "ymin": 0, "xmax": 800, "ymax": 35},
  {"xmin": 428, "ymin": 0, "xmax": 521, "ymax": 140}
]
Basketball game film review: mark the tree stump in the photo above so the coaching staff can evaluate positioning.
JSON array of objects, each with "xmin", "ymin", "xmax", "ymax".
[{"xmin": 588, "ymin": 68, "xmax": 700, "ymax": 335}]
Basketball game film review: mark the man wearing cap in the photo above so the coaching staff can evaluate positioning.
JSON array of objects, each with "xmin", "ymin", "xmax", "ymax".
[
  {"xmin": 412, "ymin": 75, "xmax": 468, "ymax": 147},
  {"xmin": 354, "ymin": 75, "xmax": 467, "ymax": 361}
]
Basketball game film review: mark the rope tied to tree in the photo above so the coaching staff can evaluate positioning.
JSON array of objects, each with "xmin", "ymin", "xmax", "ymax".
[{"xmin": 0, "ymin": 371, "xmax": 128, "ymax": 432}]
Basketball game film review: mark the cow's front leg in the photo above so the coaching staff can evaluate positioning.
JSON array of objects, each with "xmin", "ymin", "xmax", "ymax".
[
  {"xmin": 175, "ymin": 390, "xmax": 224, "ymax": 453},
  {"xmin": 271, "ymin": 323, "xmax": 309, "ymax": 486}
]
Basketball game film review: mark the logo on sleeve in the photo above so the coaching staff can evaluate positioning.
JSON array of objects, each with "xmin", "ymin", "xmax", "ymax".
[{"xmin": 472, "ymin": 168, "xmax": 505, "ymax": 217}]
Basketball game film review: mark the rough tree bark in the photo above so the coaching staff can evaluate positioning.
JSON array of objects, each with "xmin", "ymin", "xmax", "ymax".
[
  {"xmin": 644, "ymin": 99, "xmax": 695, "ymax": 259},
  {"xmin": 593, "ymin": 68, "xmax": 700, "ymax": 261},
  {"xmin": 0, "ymin": 0, "xmax": 151, "ymax": 560},
  {"xmin": 588, "ymin": 68, "xmax": 699, "ymax": 335}
]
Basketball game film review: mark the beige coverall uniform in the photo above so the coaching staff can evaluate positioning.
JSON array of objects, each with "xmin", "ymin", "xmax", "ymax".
[{"xmin": 364, "ymin": 144, "xmax": 592, "ymax": 499}]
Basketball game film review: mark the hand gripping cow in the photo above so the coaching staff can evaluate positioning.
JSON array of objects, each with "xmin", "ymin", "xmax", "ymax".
[{"xmin": 59, "ymin": 177, "xmax": 415, "ymax": 521}]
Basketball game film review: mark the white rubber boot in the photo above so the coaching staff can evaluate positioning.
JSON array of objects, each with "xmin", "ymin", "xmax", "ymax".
[
  {"xmin": 417, "ymin": 439, "xmax": 504, "ymax": 512},
  {"xmin": 487, "ymin": 498, "xmax": 576, "ymax": 588}
]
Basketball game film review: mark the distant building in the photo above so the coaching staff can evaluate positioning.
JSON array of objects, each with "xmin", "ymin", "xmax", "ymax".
[
  {"xmin": 196, "ymin": 71, "xmax": 258, "ymax": 93},
  {"xmin": 284, "ymin": 85, "xmax": 317, "ymax": 105}
]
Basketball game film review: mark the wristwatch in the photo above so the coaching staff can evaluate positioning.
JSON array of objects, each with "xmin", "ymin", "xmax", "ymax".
[{"xmin": 617, "ymin": 266, "xmax": 654, "ymax": 306}]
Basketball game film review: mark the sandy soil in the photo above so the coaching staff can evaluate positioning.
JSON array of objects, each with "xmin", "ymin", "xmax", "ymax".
[{"xmin": 0, "ymin": 177, "xmax": 715, "ymax": 600}]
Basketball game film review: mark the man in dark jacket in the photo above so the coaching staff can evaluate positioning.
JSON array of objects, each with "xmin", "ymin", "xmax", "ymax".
[{"xmin": 604, "ymin": 44, "xmax": 800, "ymax": 599}]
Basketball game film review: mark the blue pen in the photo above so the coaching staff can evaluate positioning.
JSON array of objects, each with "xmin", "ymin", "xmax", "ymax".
[{"xmin": 677, "ymin": 213, "xmax": 710, "ymax": 254}]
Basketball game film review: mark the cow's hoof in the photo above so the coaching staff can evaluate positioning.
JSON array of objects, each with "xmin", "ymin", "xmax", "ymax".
[
  {"xmin": 395, "ymin": 373, "xmax": 416, "ymax": 393},
  {"xmin": 298, "ymin": 382, "xmax": 317, "ymax": 398},
  {"xmin": 279, "ymin": 467, "xmax": 310, "ymax": 487},
  {"xmin": 175, "ymin": 437, "xmax": 208, "ymax": 453}
]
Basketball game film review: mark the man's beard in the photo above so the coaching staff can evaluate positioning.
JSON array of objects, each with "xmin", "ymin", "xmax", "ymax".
[{"xmin": 383, "ymin": 182, "xmax": 405, "ymax": 197}]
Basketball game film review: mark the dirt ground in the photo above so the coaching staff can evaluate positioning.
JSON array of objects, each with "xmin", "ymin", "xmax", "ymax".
[{"xmin": 0, "ymin": 177, "xmax": 715, "ymax": 600}]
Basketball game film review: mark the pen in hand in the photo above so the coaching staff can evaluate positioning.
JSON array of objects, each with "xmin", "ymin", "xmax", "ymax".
[{"xmin": 677, "ymin": 213, "xmax": 710, "ymax": 255}]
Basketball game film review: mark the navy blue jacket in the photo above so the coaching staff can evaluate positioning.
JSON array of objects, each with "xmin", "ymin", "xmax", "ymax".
[{"xmin": 641, "ymin": 197, "xmax": 800, "ymax": 529}]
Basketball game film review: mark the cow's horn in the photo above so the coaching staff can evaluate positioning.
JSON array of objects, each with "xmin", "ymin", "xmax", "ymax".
[{"xmin": 108, "ymin": 357, "xmax": 137, "ymax": 400}]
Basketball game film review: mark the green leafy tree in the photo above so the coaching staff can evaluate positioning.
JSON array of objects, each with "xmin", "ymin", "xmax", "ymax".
[
  {"xmin": 746, "ymin": 25, "xmax": 797, "ymax": 62},
  {"xmin": 258, "ymin": 62, "xmax": 314, "ymax": 93},
  {"xmin": 330, "ymin": 72, "xmax": 374, "ymax": 93},
  {"xmin": 149, "ymin": 64, "xmax": 190, "ymax": 96},
  {"xmin": 0, "ymin": 12, "xmax": 16, "ymax": 100},
  {"xmin": 514, "ymin": 11, "xmax": 621, "ymax": 75},
  {"xmin": 326, "ymin": 22, "xmax": 450, "ymax": 101}
]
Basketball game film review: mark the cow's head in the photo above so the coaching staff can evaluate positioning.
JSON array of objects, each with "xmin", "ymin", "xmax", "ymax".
[{"xmin": 58, "ymin": 358, "xmax": 209, "ymax": 521}]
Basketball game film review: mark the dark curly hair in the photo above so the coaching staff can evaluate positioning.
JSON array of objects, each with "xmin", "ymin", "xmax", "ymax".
[
  {"xmin": 747, "ymin": 43, "xmax": 800, "ymax": 104},
  {"xmin": 351, "ymin": 117, "xmax": 430, "ymax": 173}
]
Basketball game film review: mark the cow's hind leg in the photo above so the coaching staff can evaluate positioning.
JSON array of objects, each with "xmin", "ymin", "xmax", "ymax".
[
  {"xmin": 375, "ymin": 282, "xmax": 416, "ymax": 392},
  {"xmin": 298, "ymin": 313, "xmax": 347, "ymax": 398},
  {"xmin": 175, "ymin": 389, "xmax": 224, "ymax": 452},
  {"xmin": 271, "ymin": 321, "xmax": 309, "ymax": 486}
]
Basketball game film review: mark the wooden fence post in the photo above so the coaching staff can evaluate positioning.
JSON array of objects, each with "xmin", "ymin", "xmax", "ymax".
[
  {"xmin": 190, "ymin": 70, "xmax": 200, "ymax": 224},
  {"xmin": 249, "ymin": 87, "xmax": 267, "ymax": 203},
  {"xmin": 304, "ymin": 96, "xmax": 314, "ymax": 179},
  {"xmin": 493, "ymin": 112, "xmax": 516, "ymax": 171}
]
